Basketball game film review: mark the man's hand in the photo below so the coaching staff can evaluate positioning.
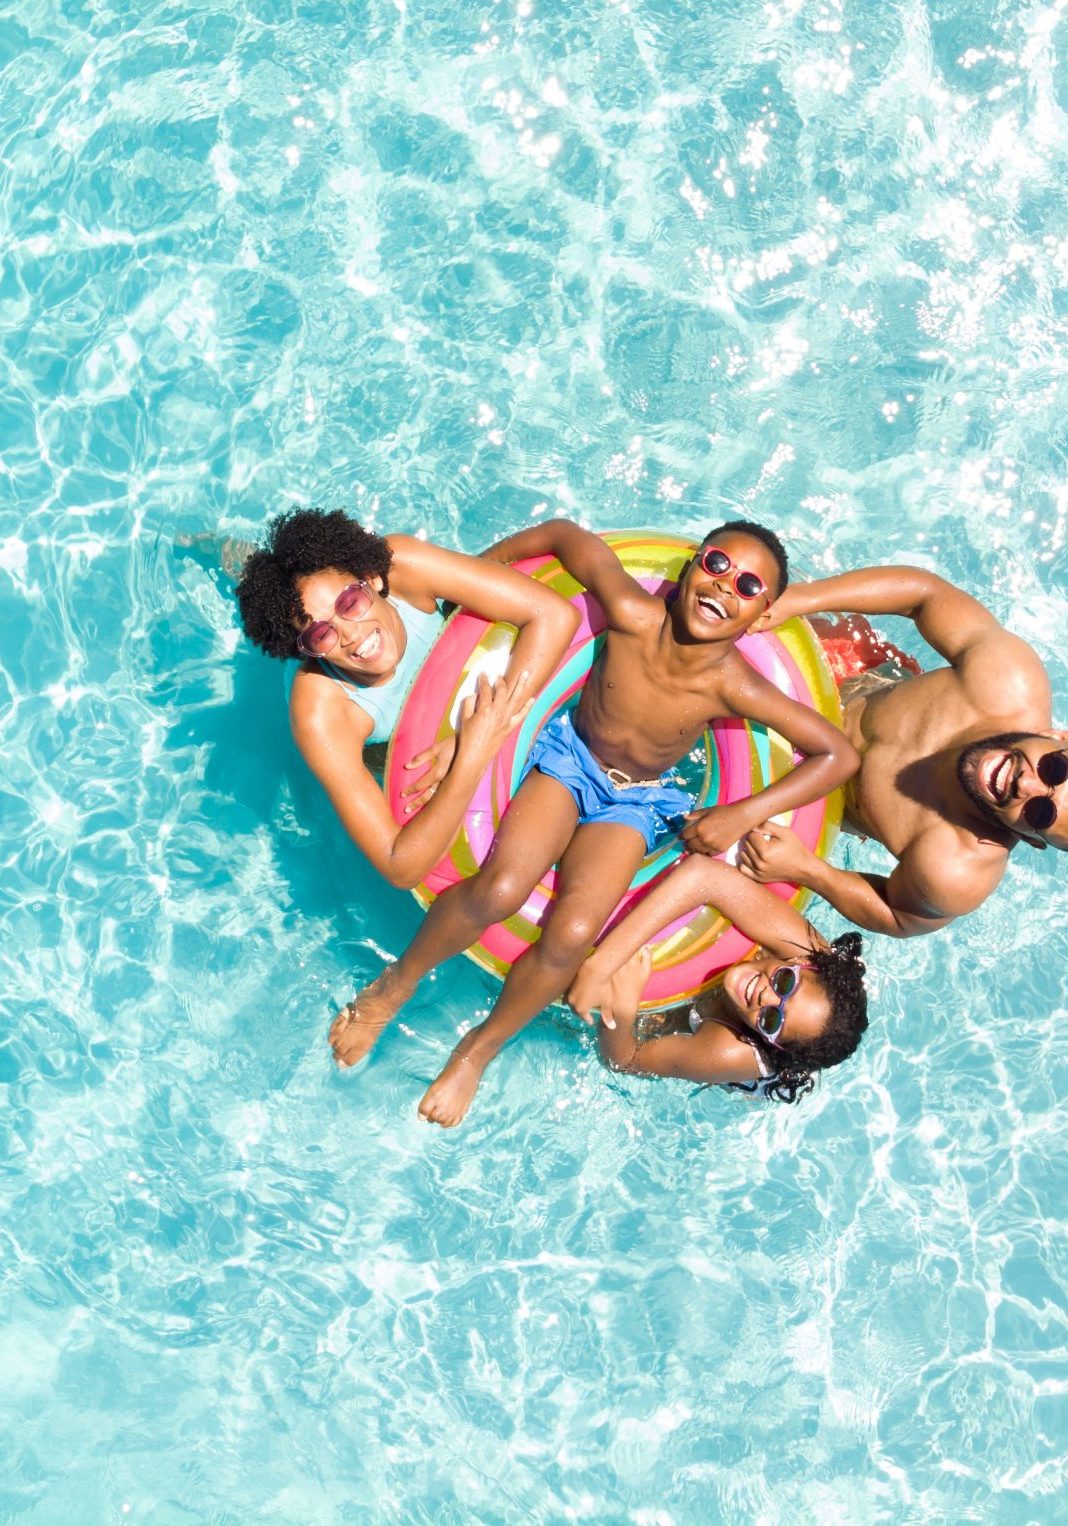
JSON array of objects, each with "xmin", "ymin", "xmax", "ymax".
[
  {"xmin": 400, "ymin": 734, "xmax": 458, "ymax": 814},
  {"xmin": 737, "ymin": 820, "xmax": 818, "ymax": 884},
  {"xmin": 680, "ymin": 802, "xmax": 758, "ymax": 857}
]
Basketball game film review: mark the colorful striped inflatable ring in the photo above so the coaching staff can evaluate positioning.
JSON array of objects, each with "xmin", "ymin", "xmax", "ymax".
[{"xmin": 385, "ymin": 531, "xmax": 844, "ymax": 1012}]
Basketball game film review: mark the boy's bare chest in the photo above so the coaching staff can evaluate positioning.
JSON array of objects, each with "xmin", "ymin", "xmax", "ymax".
[{"xmin": 581, "ymin": 630, "xmax": 724, "ymax": 748}]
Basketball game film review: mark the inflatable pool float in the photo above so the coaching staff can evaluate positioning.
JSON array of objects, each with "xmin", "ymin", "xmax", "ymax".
[{"xmin": 385, "ymin": 531, "xmax": 844, "ymax": 1011}]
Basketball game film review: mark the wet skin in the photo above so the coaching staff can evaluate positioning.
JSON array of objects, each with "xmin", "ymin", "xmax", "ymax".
[
  {"xmin": 574, "ymin": 532, "xmax": 784, "ymax": 780},
  {"xmin": 738, "ymin": 565, "xmax": 1067, "ymax": 937}
]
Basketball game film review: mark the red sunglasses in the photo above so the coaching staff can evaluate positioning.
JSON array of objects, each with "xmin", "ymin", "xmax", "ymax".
[
  {"xmin": 698, "ymin": 545, "xmax": 768, "ymax": 601},
  {"xmin": 296, "ymin": 582, "xmax": 374, "ymax": 657}
]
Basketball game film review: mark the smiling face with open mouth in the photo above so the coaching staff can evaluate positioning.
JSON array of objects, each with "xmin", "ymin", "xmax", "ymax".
[
  {"xmin": 956, "ymin": 730, "xmax": 1068, "ymax": 848},
  {"xmin": 680, "ymin": 531, "xmax": 779, "ymax": 641},
  {"xmin": 294, "ymin": 567, "xmax": 404, "ymax": 682},
  {"xmin": 720, "ymin": 952, "xmax": 830, "ymax": 1048}
]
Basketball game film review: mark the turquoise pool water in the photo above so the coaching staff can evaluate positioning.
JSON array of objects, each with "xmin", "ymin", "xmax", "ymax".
[{"xmin": 3, "ymin": 1, "xmax": 1068, "ymax": 1518}]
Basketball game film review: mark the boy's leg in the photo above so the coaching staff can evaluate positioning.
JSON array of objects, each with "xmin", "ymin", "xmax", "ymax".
[
  {"xmin": 419, "ymin": 820, "xmax": 647, "ymax": 1126},
  {"xmin": 330, "ymin": 769, "xmax": 580, "ymax": 1065}
]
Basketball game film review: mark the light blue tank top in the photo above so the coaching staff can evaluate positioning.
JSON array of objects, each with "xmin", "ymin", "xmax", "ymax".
[{"xmin": 318, "ymin": 596, "xmax": 444, "ymax": 744}]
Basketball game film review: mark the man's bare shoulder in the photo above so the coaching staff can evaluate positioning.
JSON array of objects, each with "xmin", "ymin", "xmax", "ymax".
[
  {"xmin": 955, "ymin": 626, "xmax": 1051, "ymax": 720},
  {"xmin": 900, "ymin": 818, "xmax": 1009, "ymax": 917},
  {"xmin": 861, "ymin": 645, "xmax": 1048, "ymax": 736}
]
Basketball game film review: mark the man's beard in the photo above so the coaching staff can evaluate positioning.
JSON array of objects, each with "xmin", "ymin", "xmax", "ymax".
[{"xmin": 955, "ymin": 730, "xmax": 1035, "ymax": 829}]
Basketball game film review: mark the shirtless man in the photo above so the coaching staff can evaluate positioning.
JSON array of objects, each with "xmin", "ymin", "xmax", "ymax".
[{"xmin": 728, "ymin": 566, "xmax": 1068, "ymax": 937}]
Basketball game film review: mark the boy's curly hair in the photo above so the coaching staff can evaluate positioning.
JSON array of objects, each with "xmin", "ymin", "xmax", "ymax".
[
  {"xmin": 236, "ymin": 508, "xmax": 393, "ymax": 659},
  {"xmin": 744, "ymin": 931, "xmax": 868, "ymax": 1104}
]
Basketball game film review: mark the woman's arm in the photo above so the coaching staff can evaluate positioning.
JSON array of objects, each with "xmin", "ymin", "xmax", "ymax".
[
  {"xmin": 568, "ymin": 856, "xmax": 825, "ymax": 1024},
  {"xmin": 389, "ymin": 535, "xmax": 579, "ymax": 700},
  {"xmin": 292, "ymin": 668, "xmax": 529, "ymax": 890}
]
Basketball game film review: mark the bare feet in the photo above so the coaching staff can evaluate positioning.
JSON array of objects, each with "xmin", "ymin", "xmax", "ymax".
[
  {"xmin": 329, "ymin": 965, "xmax": 414, "ymax": 1067},
  {"xmin": 418, "ymin": 1034, "xmax": 491, "ymax": 1127}
]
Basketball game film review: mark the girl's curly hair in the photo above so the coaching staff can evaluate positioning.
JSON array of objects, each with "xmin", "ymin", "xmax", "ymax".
[
  {"xmin": 736, "ymin": 931, "xmax": 868, "ymax": 1105},
  {"xmin": 236, "ymin": 508, "xmax": 393, "ymax": 659}
]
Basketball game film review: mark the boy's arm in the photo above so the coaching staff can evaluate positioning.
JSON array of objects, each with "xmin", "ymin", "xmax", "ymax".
[
  {"xmin": 391, "ymin": 535, "xmax": 578, "ymax": 702},
  {"xmin": 738, "ymin": 818, "xmax": 1005, "ymax": 937},
  {"xmin": 680, "ymin": 671, "xmax": 859, "ymax": 857},
  {"xmin": 477, "ymin": 518, "xmax": 652, "ymax": 628},
  {"xmin": 766, "ymin": 567, "xmax": 1046, "ymax": 703}
]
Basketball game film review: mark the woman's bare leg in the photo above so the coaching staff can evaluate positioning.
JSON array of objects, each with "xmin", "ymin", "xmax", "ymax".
[
  {"xmin": 419, "ymin": 821, "xmax": 647, "ymax": 1125},
  {"xmin": 330, "ymin": 770, "xmax": 580, "ymax": 1065}
]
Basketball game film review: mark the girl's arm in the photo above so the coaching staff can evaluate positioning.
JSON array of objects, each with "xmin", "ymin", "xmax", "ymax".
[
  {"xmin": 568, "ymin": 856, "xmax": 825, "ymax": 1025},
  {"xmin": 595, "ymin": 949, "xmax": 763, "ymax": 1085}
]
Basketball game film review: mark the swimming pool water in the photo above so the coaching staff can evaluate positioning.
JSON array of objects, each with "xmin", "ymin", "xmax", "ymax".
[{"xmin": 2, "ymin": 0, "xmax": 1068, "ymax": 1519}]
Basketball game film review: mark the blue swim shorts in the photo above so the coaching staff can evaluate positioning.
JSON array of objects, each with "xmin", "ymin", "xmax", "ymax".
[{"xmin": 524, "ymin": 709, "xmax": 694, "ymax": 853}]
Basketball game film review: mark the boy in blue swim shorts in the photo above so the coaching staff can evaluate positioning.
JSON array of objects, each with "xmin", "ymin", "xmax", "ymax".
[
  {"xmin": 524, "ymin": 707, "xmax": 692, "ymax": 852},
  {"xmin": 332, "ymin": 519, "xmax": 859, "ymax": 1126}
]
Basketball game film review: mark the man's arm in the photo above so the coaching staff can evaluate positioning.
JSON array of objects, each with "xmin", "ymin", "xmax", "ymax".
[
  {"xmin": 477, "ymin": 519, "xmax": 653, "ymax": 629},
  {"xmin": 738, "ymin": 819, "xmax": 1006, "ymax": 937},
  {"xmin": 767, "ymin": 566, "xmax": 1047, "ymax": 706},
  {"xmin": 681, "ymin": 669, "xmax": 859, "ymax": 857}
]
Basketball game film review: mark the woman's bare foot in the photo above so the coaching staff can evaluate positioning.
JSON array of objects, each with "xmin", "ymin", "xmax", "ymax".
[
  {"xmin": 329, "ymin": 965, "xmax": 415, "ymax": 1067},
  {"xmin": 418, "ymin": 1035, "xmax": 491, "ymax": 1127}
]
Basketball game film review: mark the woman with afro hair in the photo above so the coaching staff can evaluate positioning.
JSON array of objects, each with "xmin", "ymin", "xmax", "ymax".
[
  {"xmin": 237, "ymin": 508, "xmax": 578, "ymax": 890},
  {"xmin": 568, "ymin": 854, "xmax": 868, "ymax": 1103}
]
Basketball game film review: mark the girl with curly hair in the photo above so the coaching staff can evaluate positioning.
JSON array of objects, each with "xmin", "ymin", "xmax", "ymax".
[
  {"xmin": 236, "ymin": 508, "xmax": 577, "ymax": 901},
  {"xmin": 567, "ymin": 855, "xmax": 868, "ymax": 1102}
]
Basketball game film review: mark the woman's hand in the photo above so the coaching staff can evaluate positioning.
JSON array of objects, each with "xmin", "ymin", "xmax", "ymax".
[
  {"xmin": 680, "ymin": 801, "xmax": 758, "ymax": 857},
  {"xmin": 455, "ymin": 669, "xmax": 534, "ymax": 765},
  {"xmin": 737, "ymin": 820, "xmax": 817, "ymax": 884},
  {"xmin": 400, "ymin": 734, "xmax": 457, "ymax": 814}
]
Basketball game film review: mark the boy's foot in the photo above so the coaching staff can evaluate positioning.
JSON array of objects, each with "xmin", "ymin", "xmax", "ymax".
[
  {"xmin": 329, "ymin": 965, "xmax": 413, "ymax": 1067},
  {"xmin": 418, "ymin": 1037, "xmax": 489, "ymax": 1127}
]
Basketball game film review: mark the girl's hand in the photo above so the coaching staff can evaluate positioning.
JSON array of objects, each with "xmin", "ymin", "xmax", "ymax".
[
  {"xmin": 737, "ymin": 820, "xmax": 815, "ymax": 883},
  {"xmin": 604, "ymin": 946, "xmax": 653, "ymax": 1033},
  {"xmin": 568, "ymin": 946, "xmax": 653, "ymax": 1031},
  {"xmin": 680, "ymin": 801, "xmax": 757, "ymax": 856},
  {"xmin": 400, "ymin": 734, "xmax": 457, "ymax": 813},
  {"xmin": 566, "ymin": 954, "xmax": 614, "ymax": 1027}
]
